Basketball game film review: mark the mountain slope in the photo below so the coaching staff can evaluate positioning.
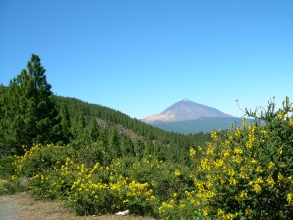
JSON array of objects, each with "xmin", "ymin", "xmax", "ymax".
[
  {"xmin": 142, "ymin": 98, "xmax": 232, "ymax": 123},
  {"xmin": 150, "ymin": 117, "xmax": 253, "ymax": 134}
]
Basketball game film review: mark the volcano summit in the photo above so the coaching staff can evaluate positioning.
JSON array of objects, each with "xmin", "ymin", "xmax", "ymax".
[{"xmin": 142, "ymin": 99, "xmax": 232, "ymax": 123}]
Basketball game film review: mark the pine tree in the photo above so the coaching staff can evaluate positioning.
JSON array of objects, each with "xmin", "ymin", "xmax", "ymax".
[
  {"xmin": 109, "ymin": 129, "xmax": 121, "ymax": 158},
  {"xmin": 55, "ymin": 101, "xmax": 72, "ymax": 145},
  {"xmin": 121, "ymin": 135, "xmax": 134, "ymax": 157},
  {"xmin": 1, "ymin": 54, "xmax": 60, "ymax": 154},
  {"xmin": 0, "ymin": 85, "xmax": 8, "ymax": 154},
  {"xmin": 70, "ymin": 111, "xmax": 86, "ymax": 141},
  {"xmin": 135, "ymin": 139, "xmax": 144, "ymax": 160}
]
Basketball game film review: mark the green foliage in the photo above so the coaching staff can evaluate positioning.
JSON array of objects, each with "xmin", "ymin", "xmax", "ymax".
[
  {"xmin": 0, "ymin": 155, "xmax": 27, "ymax": 195},
  {"xmin": 55, "ymin": 101, "xmax": 72, "ymax": 145},
  {"xmin": 0, "ymin": 54, "xmax": 60, "ymax": 154},
  {"xmin": 12, "ymin": 143, "xmax": 195, "ymax": 217},
  {"xmin": 4, "ymin": 55, "xmax": 292, "ymax": 219},
  {"xmin": 55, "ymin": 95, "xmax": 211, "ymax": 153},
  {"xmin": 178, "ymin": 97, "xmax": 293, "ymax": 219}
]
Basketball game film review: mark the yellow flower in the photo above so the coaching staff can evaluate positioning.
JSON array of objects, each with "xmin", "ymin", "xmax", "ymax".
[
  {"xmin": 245, "ymin": 206, "xmax": 252, "ymax": 215},
  {"xmin": 174, "ymin": 170, "xmax": 181, "ymax": 177},
  {"xmin": 278, "ymin": 110, "xmax": 286, "ymax": 120},
  {"xmin": 189, "ymin": 147, "xmax": 196, "ymax": 159},
  {"xmin": 211, "ymin": 131, "xmax": 219, "ymax": 141},
  {"xmin": 278, "ymin": 173, "xmax": 284, "ymax": 182},
  {"xmin": 253, "ymin": 184, "xmax": 262, "ymax": 194},
  {"xmin": 287, "ymin": 193, "xmax": 293, "ymax": 205},
  {"xmin": 223, "ymin": 150, "xmax": 230, "ymax": 158},
  {"xmin": 256, "ymin": 166, "xmax": 263, "ymax": 173},
  {"xmin": 214, "ymin": 159, "xmax": 224, "ymax": 168},
  {"xmin": 229, "ymin": 177, "xmax": 237, "ymax": 186},
  {"xmin": 206, "ymin": 145, "xmax": 215, "ymax": 155},
  {"xmin": 266, "ymin": 176, "xmax": 275, "ymax": 188},
  {"xmin": 228, "ymin": 169, "xmax": 235, "ymax": 176},
  {"xmin": 222, "ymin": 213, "xmax": 234, "ymax": 220},
  {"xmin": 268, "ymin": 161, "xmax": 275, "ymax": 171},
  {"xmin": 235, "ymin": 191, "xmax": 248, "ymax": 201},
  {"xmin": 179, "ymin": 203, "xmax": 186, "ymax": 209},
  {"xmin": 158, "ymin": 206, "xmax": 165, "ymax": 214},
  {"xmin": 255, "ymin": 177, "xmax": 264, "ymax": 184},
  {"xmin": 217, "ymin": 208, "xmax": 224, "ymax": 216},
  {"xmin": 287, "ymin": 193, "xmax": 292, "ymax": 201},
  {"xmin": 224, "ymin": 139, "xmax": 230, "ymax": 146},
  {"xmin": 235, "ymin": 128, "xmax": 241, "ymax": 137},
  {"xmin": 146, "ymin": 195, "xmax": 156, "ymax": 201},
  {"xmin": 234, "ymin": 147, "xmax": 243, "ymax": 154}
]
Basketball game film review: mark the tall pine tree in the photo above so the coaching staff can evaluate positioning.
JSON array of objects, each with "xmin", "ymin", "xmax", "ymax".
[{"xmin": 1, "ymin": 54, "xmax": 60, "ymax": 154}]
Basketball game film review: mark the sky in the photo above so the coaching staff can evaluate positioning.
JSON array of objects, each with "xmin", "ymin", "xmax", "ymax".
[{"xmin": 1, "ymin": 0, "xmax": 292, "ymax": 119}]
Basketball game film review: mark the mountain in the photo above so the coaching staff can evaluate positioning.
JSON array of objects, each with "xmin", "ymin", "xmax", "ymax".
[
  {"xmin": 142, "ymin": 98, "xmax": 232, "ymax": 123},
  {"xmin": 150, "ymin": 117, "xmax": 253, "ymax": 134}
]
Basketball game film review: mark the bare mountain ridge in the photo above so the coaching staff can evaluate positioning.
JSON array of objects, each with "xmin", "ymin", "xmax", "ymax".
[{"xmin": 142, "ymin": 98, "xmax": 232, "ymax": 123}]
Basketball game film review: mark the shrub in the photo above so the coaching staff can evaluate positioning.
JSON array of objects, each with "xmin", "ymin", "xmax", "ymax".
[
  {"xmin": 181, "ymin": 97, "xmax": 293, "ymax": 219},
  {"xmin": 12, "ymin": 97, "xmax": 292, "ymax": 219},
  {"xmin": 13, "ymin": 143, "xmax": 193, "ymax": 217},
  {"xmin": 0, "ymin": 155, "xmax": 26, "ymax": 195}
]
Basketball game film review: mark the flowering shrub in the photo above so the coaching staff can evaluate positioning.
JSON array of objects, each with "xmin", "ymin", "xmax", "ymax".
[
  {"xmin": 0, "ymin": 156, "xmax": 26, "ymax": 195},
  {"xmin": 181, "ymin": 97, "xmax": 293, "ymax": 219},
  {"xmin": 13, "ymin": 142, "xmax": 194, "ymax": 217},
  {"xmin": 11, "ymin": 97, "xmax": 293, "ymax": 219}
]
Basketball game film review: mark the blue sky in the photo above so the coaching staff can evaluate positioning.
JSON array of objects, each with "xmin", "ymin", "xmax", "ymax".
[{"xmin": 1, "ymin": 0, "xmax": 292, "ymax": 119}]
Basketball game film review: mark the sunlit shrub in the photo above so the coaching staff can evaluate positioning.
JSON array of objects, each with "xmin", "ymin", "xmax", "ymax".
[
  {"xmin": 0, "ymin": 156, "xmax": 26, "ymax": 195},
  {"xmin": 12, "ymin": 97, "xmax": 292, "ymax": 219},
  {"xmin": 181, "ymin": 97, "xmax": 293, "ymax": 219},
  {"xmin": 13, "ymin": 142, "xmax": 193, "ymax": 217}
]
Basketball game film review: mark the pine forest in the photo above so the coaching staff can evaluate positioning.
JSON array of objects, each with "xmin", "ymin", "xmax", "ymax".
[{"xmin": 1, "ymin": 55, "xmax": 292, "ymax": 219}]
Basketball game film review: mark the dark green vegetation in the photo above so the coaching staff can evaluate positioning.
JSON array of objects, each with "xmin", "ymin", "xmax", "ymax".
[
  {"xmin": 1, "ymin": 55, "xmax": 292, "ymax": 219},
  {"xmin": 0, "ymin": 54, "xmax": 211, "ymax": 218},
  {"xmin": 0, "ymin": 54, "xmax": 210, "ymax": 188}
]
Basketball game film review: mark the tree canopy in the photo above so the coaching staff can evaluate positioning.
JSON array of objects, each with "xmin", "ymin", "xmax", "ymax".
[{"xmin": 0, "ymin": 54, "xmax": 61, "ymax": 154}]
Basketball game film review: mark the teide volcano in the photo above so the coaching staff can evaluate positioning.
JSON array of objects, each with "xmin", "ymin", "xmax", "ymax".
[{"xmin": 142, "ymin": 98, "xmax": 232, "ymax": 123}]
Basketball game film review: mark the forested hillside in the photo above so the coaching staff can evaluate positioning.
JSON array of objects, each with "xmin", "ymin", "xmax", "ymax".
[
  {"xmin": 0, "ymin": 55, "xmax": 211, "ymax": 164},
  {"xmin": 1, "ymin": 55, "xmax": 292, "ymax": 219},
  {"xmin": 54, "ymin": 96, "xmax": 211, "ymax": 161}
]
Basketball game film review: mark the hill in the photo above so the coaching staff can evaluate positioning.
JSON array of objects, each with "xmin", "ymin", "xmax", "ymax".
[{"xmin": 53, "ymin": 96, "xmax": 212, "ymax": 160}]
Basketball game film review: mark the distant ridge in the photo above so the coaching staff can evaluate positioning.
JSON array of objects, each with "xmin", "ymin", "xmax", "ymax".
[
  {"xmin": 142, "ymin": 99, "xmax": 232, "ymax": 123},
  {"xmin": 150, "ymin": 117, "xmax": 252, "ymax": 134}
]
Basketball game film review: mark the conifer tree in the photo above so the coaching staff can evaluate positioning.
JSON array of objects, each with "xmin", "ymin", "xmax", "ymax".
[
  {"xmin": 121, "ymin": 135, "xmax": 134, "ymax": 157},
  {"xmin": 0, "ymin": 85, "xmax": 8, "ymax": 154},
  {"xmin": 1, "ymin": 54, "xmax": 60, "ymax": 154},
  {"xmin": 70, "ymin": 111, "xmax": 86, "ymax": 141},
  {"xmin": 109, "ymin": 129, "xmax": 121, "ymax": 158},
  {"xmin": 86, "ymin": 119, "xmax": 99, "ymax": 142},
  {"xmin": 135, "ymin": 139, "xmax": 144, "ymax": 160},
  {"xmin": 55, "ymin": 101, "xmax": 72, "ymax": 145}
]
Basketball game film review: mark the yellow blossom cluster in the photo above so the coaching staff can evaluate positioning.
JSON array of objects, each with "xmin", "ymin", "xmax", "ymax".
[
  {"xmin": 183, "ymin": 99, "xmax": 293, "ymax": 218},
  {"xmin": 9, "ymin": 97, "xmax": 293, "ymax": 219}
]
